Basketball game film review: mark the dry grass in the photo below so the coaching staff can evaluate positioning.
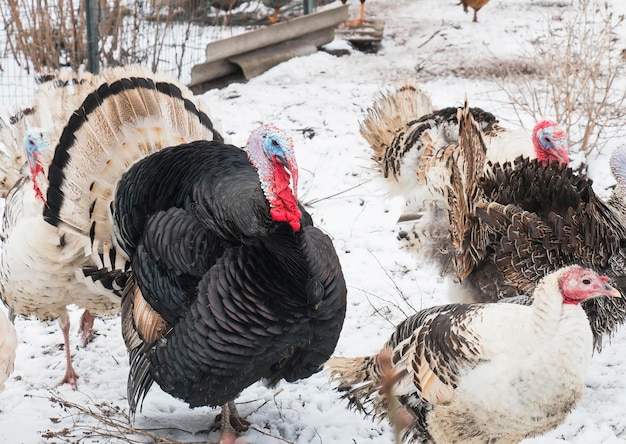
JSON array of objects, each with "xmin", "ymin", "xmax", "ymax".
[
  {"xmin": 37, "ymin": 389, "xmax": 295, "ymax": 443},
  {"xmin": 499, "ymin": 0, "xmax": 626, "ymax": 159},
  {"xmin": 0, "ymin": 0, "xmax": 197, "ymax": 77}
]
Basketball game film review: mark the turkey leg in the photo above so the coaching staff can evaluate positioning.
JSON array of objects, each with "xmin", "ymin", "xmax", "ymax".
[
  {"xmin": 216, "ymin": 401, "xmax": 250, "ymax": 443},
  {"xmin": 57, "ymin": 313, "xmax": 79, "ymax": 389},
  {"xmin": 78, "ymin": 309, "xmax": 96, "ymax": 345}
]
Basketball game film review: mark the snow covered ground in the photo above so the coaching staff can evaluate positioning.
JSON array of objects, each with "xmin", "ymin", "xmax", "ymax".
[{"xmin": 1, "ymin": 0, "xmax": 626, "ymax": 442}]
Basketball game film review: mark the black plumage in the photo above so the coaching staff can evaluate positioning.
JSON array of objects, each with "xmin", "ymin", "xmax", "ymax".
[
  {"xmin": 114, "ymin": 142, "xmax": 347, "ymax": 411},
  {"xmin": 33, "ymin": 65, "xmax": 346, "ymax": 441}
]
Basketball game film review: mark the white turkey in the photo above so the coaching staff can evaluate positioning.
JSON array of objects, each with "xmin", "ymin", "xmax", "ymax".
[
  {"xmin": 328, "ymin": 265, "xmax": 621, "ymax": 444},
  {"xmin": 0, "ymin": 71, "xmax": 96, "ymax": 198},
  {"xmin": 0, "ymin": 306, "xmax": 17, "ymax": 392},
  {"xmin": 36, "ymin": 65, "xmax": 347, "ymax": 442},
  {"xmin": 0, "ymin": 125, "xmax": 121, "ymax": 388}
]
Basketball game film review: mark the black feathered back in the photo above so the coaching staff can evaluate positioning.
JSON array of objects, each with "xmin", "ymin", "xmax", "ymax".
[{"xmin": 115, "ymin": 141, "xmax": 347, "ymax": 412}]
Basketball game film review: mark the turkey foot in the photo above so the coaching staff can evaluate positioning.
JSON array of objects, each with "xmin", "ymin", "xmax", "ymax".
[
  {"xmin": 340, "ymin": 0, "xmax": 365, "ymax": 27},
  {"xmin": 58, "ymin": 316, "xmax": 79, "ymax": 389},
  {"xmin": 78, "ymin": 310, "xmax": 95, "ymax": 345},
  {"xmin": 215, "ymin": 401, "xmax": 250, "ymax": 443},
  {"xmin": 58, "ymin": 362, "xmax": 80, "ymax": 389}
]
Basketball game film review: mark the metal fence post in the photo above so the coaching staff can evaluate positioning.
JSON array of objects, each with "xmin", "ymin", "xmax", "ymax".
[
  {"xmin": 303, "ymin": 0, "xmax": 314, "ymax": 15},
  {"xmin": 85, "ymin": 0, "xmax": 100, "ymax": 74}
]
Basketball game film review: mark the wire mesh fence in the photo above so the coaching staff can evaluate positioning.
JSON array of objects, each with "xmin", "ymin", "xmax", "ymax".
[{"xmin": 0, "ymin": 0, "xmax": 308, "ymax": 114}]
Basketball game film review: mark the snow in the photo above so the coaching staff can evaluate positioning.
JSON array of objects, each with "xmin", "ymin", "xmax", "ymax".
[{"xmin": 1, "ymin": 0, "xmax": 626, "ymax": 442}]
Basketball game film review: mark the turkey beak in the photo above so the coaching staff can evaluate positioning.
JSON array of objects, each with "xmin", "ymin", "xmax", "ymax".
[
  {"xmin": 599, "ymin": 276, "xmax": 622, "ymax": 298},
  {"xmin": 603, "ymin": 285, "xmax": 622, "ymax": 298},
  {"xmin": 552, "ymin": 146, "xmax": 569, "ymax": 166}
]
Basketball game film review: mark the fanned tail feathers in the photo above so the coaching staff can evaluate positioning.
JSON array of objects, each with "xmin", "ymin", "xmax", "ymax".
[
  {"xmin": 41, "ymin": 66, "xmax": 223, "ymax": 270},
  {"xmin": 444, "ymin": 101, "xmax": 491, "ymax": 279},
  {"xmin": 328, "ymin": 350, "xmax": 421, "ymax": 441},
  {"xmin": 0, "ymin": 71, "xmax": 95, "ymax": 196},
  {"xmin": 0, "ymin": 118, "xmax": 26, "ymax": 197},
  {"xmin": 361, "ymin": 82, "xmax": 433, "ymax": 172},
  {"xmin": 413, "ymin": 100, "xmax": 490, "ymax": 280},
  {"xmin": 326, "ymin": 355, "xmax": 382, "ymax": 416}
]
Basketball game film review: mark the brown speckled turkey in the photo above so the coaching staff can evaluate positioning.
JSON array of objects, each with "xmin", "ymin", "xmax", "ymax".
[
  {"xmin": 362, "ymin": 82, "xmax": 568, "ymax": 271},
  {"xmin": 364, "ymin": 85, "xmax": 626, "ymax": 350}
]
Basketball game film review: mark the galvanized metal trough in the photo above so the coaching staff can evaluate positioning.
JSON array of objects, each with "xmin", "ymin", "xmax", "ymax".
[{"xmin": 189, "ymin": 4, "xmax": 349, "ymax": 92}]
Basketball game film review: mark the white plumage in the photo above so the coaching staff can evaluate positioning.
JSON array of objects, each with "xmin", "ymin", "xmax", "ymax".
[
  {"xmin": 0, "ymin": 128, "xmax": 120, "ymax": 388},
  {"xmin": 0, "ymin": 307, "xmax": 17, "ymax": 392},
  {"xmin": 328, "ymin": 265, "xmax": 621, "ymax": 443},
  {"xmin": 0, "ymin": 66, "xmax": 221, "ymax": 388}
]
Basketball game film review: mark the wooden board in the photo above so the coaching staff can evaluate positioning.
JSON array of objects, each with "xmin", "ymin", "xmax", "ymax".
[
  {"xmin": 336, "ymin": 19, "xmax": 385, "ymax": 43},
  {"xmin": 189, "ymin": 5, "xmax": 349, "ymax": 92}
]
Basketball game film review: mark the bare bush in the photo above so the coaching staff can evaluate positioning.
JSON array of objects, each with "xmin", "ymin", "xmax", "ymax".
[
  {"xmin": 500, "ymin": 0, "xmax": 626, "ymax": 159},
  {"xmin": 0, "ymin": 0, "xmax": 196, "ymax": 77},
  {"xmin": 0, "ymin": 0, "xmax": 88, "ymax": 74}
]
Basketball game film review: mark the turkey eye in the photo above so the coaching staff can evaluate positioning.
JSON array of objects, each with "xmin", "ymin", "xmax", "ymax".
[
  {"xmin": 271, "ymin": 139, "xmax": 280, "ymax": 147},
  {"xmin": 583, "ymin": 278, "xmax": 591, "ymax": 285}
]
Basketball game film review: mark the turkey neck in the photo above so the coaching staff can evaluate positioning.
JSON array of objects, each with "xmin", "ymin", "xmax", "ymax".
[{"xmin": 530, "ymin": 274, "xmax": 592, "ymax": 350}]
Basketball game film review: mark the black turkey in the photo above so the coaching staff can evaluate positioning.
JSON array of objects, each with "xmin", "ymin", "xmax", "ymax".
[{"xmin": 39, "ymin": 65, "xmax": 347, "ymax": 442}]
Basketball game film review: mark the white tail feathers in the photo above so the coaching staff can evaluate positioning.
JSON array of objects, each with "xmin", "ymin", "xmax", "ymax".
[
  {"xmin": 360, "ymin": 82, "xmax": 433, "ymax": 163},
  {"xmin": 326, "ymin": 355, "xmax": 382, "ymax": 415},
  {"xmin": 0, "ymin": 119, "xmax": 26, "ymax": 198},
  {"xmin": 0, "ymin": 70, "xmax": 99, "ymax": 197},
  {"xmin": 39, "ymin": 65, "xmax": 222, "ymax": 270}
]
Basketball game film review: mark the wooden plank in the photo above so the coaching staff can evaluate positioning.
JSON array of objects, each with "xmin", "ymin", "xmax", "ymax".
[
  {"xmin": 204, "ymin": 5, "xmax": 349, "ymax": 63},
  {"xmin": 190, "ymin": 27, "xmax": 336, "ymax": 92},
  {"xmin": 336, "ymin": 19, "xmax": 385, "ymax": 43},
  {"xmin": 231, "ymin": 27, "xmax": 335, "ymax": 79}
]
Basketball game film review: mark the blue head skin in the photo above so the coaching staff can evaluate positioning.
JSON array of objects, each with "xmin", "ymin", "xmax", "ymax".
[
  {"xmin": 24, "ymin": 129, "xmax": 49, "ymax": 170},
  {"xmin": 245, "ymin": 124, "xmax": 301, "ymax": 231},
  {"xmin": 23, "ymin": 128, "xmax": 50, "ymax": 204}
]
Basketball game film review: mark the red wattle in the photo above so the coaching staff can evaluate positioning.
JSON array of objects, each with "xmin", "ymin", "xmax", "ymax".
[
  {"xmin": 30, "ymin": 163, "xmax": 48, "ymax": 206},
  {"xmin": 270, "ymin": 159, "xmax": 301, "ymax": 231}
]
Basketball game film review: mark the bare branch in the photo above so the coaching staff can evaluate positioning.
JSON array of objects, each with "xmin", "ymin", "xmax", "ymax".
[{"xmin": 497, "ymin": 0, "xmax": 626, "ymax": 163}]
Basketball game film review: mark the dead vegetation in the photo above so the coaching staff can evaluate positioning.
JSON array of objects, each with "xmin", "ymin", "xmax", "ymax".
[
  {"xmin": 0, "ymin": 0, "xmax": 198, "ymax": 77},
  {"xmin": 37, "ymin": 389, "xmax": 295, "ymax": 443},
  {"xmin": 500, "ymin": 0, "xmax": 626, "ymax": 158}
]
